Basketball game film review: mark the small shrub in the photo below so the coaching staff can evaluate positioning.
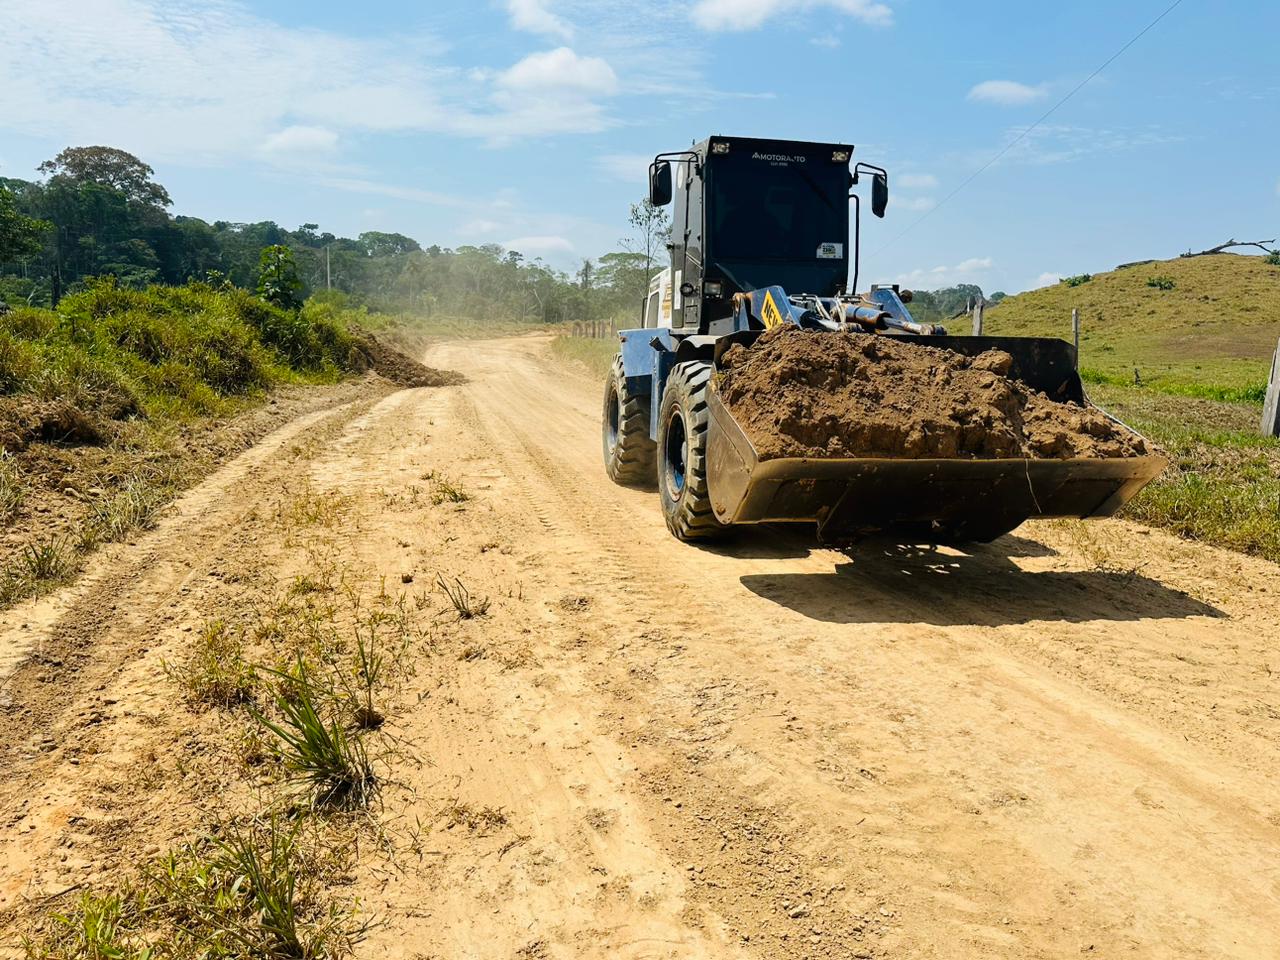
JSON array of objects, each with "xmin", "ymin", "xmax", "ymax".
[
  {"xmin": 1265, "ymin": 250, "xmax": 1280, "ymax": 266},
  {"xmin": 1147, "ymin": 275, "xmax": 1176, "ymax": 291},
  {"xmin": 1062, "ymin": 274, "xmax": 1092, "ymax": 287},
  {"xmin": 25, "ymin": 820, "xmax": 366, "ymax": 960}
]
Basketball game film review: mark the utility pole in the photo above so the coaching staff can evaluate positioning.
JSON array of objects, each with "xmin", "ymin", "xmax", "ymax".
[{"xmin": 1072, "ymin": 308, "xmax": 1081, "ymax": 370}]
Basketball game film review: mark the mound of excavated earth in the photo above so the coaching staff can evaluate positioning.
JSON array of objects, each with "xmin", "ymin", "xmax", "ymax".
[
  {"xmin": 350, "ymin": 332, "xmax": 467, "ymax": 388},
  {"xmin": 717, "ymin": 326, "xmax": 1148, "ymax": 461}
]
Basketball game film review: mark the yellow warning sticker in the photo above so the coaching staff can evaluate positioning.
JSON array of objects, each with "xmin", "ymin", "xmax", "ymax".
[{"xmin": 761, "ymin": 291, "xmax": 784, "ymax": 329}]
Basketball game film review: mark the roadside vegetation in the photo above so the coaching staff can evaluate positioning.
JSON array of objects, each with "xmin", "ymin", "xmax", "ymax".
[
  {"xmin": 0, "ymin": 277, "xmax": 369, "ymax": 609},
  {"xmin": 20, "ymin": 480, "xmax": 440, "ymax": 957},
  {"xmin": 989, "ymin": 252, "xmax": 1280, "ymax": 561},
  {"xmin": 549, "ymin": 334, "xmax": 617, "ymax": 378},
  {"xmin": 1088, "ymin": 384, "xmax": 1280, "ymax": 562},
  {"xmin": 988, "ymin": 252, "xmax": 1279, "ymax": 399}
]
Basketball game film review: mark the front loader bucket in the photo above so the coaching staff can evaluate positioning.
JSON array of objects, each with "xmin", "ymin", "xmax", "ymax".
[{"xmin": 704, "ymin": 334, "xmax": 1167, "ymax": 543}]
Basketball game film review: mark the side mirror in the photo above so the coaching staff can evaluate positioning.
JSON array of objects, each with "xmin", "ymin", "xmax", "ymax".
[
  {"xmin": 871, "ymin": 173, "xmax": 888, "ymax": 219},
  {"xmin": 649, "ymin": 161, "xmax": 673, "ymax": 207}
]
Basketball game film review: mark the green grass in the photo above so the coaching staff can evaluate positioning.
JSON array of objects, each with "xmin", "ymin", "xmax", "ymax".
[
  {"xmin": 167, "ymin": 619, "xmax": 258, "ymax": 710},
  {"xmin": 1090, "ymin": 383, "xmax": 1280, "ymax": 562},
  {"xmin": 254, "ymin": 656, "xmax": 377, "ymax": 809},
  {"xmin": 0, "ymin": 451, "xmax": 24, "ymax": 519},
  {"xmin": 0, "ymin": 535, "xmax": 78, "ymax": 606},
  {"xmin": 987, "ymin": 252, "xmax": 1280, "ymax": 397},
  {"xmin": 985, "ymin": 252, "xmax": 1280, "ymax": 560},
  {"xmin": 24, "ymin": 819, "xmax": 365, "ymax": 960},
  {"xmin": 550, "ymin": 334, "xmax": 617, "ymax": 379},
  {"xmin": 1, "ymin": 278, "xmax": 357, "ymax": 426}
]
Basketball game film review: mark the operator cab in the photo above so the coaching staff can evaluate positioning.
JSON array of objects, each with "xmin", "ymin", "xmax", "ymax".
[{"xmin": 647, "ymin": 135, "xmax": 887, "ymax": 335}]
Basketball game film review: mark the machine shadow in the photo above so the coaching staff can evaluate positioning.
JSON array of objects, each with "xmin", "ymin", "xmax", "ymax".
[
  {"xmin": 739, "ymin": 539, "xmax": 1223, "ymax": 627},
  {"xmin": 705, "ymin": 527, "xmax": 1060, "ymax": 563}
]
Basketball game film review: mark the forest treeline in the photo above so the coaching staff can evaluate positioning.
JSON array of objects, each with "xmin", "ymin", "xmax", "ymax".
[
  {"xmin": 0, "ymin": 146, "xmax": 668, "ymax": 325},
  {"xmin": 0, "ymin": 145, "xmax": 998, "ymax": 325}
]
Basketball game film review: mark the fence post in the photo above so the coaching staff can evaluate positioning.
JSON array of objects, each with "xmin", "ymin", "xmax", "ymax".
[
  {"xmin": 972, "ymin": 298, "xmax": 984, "ymax": 336},
  {"xmin": 1072, "ymin": 308, "xmax": 1080, "ymax": 370},
  {"xmin": 1262, "ymin": 337, "xmax": 1280, "ymax": 438}
]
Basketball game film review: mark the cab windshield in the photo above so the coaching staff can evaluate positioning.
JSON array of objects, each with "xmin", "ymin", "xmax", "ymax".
[{"xmin": 708, "ymin": 154, "xmax": 847, "ymax": 262}]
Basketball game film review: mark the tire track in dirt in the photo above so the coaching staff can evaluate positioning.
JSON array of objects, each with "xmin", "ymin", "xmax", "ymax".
[
  {"xmin": 0, "ymin": 391, "xmax": 387, "ymax": 914},
  {"xmin": 416, "ymin": 335, "xmax": 1280, "ymax": 959},
  {"xmin": 4, "ymin": 336, "xmax": 1279, "ymax": 959}
]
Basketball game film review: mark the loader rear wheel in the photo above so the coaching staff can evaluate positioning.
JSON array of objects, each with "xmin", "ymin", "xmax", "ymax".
[
  {"xmin": 658, "ymin": 361, "xmax": 729, "ymax": 542},
  {"xmin": 602, "ymin": 355, "xmax": 656, "ymax": 487}
]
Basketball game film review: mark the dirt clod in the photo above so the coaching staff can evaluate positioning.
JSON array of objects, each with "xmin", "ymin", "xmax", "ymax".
[{"xmin": 718, "ymin": 327, "xmax": 1148, "ymax": 461}]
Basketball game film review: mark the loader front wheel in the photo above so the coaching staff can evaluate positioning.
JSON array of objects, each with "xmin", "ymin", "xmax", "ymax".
[
  {"xmin": 657, "ymin": 361, "xmax": 729, "ymax": 542},
  {"xmin": 602, "ymin": 355, "xmax": 656, "ymax": 487}
]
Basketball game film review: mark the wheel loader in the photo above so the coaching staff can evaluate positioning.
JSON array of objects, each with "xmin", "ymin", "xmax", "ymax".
[{"xmin": 601, "ymin": 135, "xmax": 1165, "ymax": 543}]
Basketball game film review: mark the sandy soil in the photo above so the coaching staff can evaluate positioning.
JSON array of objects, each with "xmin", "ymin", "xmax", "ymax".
[{"xmin": 3, "ymin": 334, "xmax": 1279, "ymax": 959}]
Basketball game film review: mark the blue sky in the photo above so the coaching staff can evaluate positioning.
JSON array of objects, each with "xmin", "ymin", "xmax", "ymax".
[{"xmin": 1, "ymin": 0, "xmax": 1276, "ymax": 293}]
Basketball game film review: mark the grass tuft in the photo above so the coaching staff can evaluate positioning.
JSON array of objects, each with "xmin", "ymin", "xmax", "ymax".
[
  {"xmin": 168, "ymin": 619, "xmax": 257, "ymax": 710},
  {"xmin": 254, "ymin": 656, "xmax": 377, "ymax": 809},
  {"xmin": 422, "ymin": 470, "xmax": 471, "ymax": 505},
  {"xmin": 436, "ymin": 574, "xmax": 490, "ymax": 620},
  {"xmin": 0, "ymin": 451, "xmax": 25, "ymax": 520},
  {"xmin": 80, "ymin": 477, "xmax": 168, "ymax": 548},
  {"xmin": 24, "ymin": 819, "xmax": 365, "ymax": 960},
  {"xmin": 0, "ymin": 535, "xmax": 79, "ymax": 606}
]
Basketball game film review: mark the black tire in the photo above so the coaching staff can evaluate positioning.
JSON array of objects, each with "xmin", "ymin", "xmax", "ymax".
[
  {"xmin": 657, "ymin": 361, "xmax": 730, "ymax": 542},
  {"xmin": 602, "ymin": 355, "xmax": 656, "ymax": 486}
]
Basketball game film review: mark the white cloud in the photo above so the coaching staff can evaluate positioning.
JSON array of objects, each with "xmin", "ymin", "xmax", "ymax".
[
  {"xmin": 596, "ymin": 152, "xmax": 652, "ymax": 183},
  {"xmin": 497, "ymin": 47, "xmax": 617, "ymax": 94},
  {"xmin": 967, "ymin": 80, "xmax": 1048, "ymax": 106},
  {"xmin": 810, "ymin": 35, "xmax": 841, "ymax": 48},
  {"xmin": 900, "ymin": 256, "xmax": 993, "ymax": 288},
  {"xmin": 897, "ymin": 173, "xmax": 938, "ymax": 190},
  {"xmin": 261, "ymin": 126, "xmax": 338, "ymax": 155},
  {"xmin": 317, "ymin": 177, "xmax": 467, "ymax": 208},
  {"xmin": 892, "ymin": 196, "xmax": 935, "ymax": 212},
  {"xmin": 691, "ymin": 0, "xmax": 893, "ymax": 32},
  {"xmin": 506, "ymin": 0, "xmax": 573, "ymax": 40},
  {"xmin": 504, "ymin": 234, "xmax": 574, "ymax": 254},
  {"xmin": 460, "ymin": 218, "xmax": 502, "ymax": 236},
  {"xmin": 979, "ymin": 123, "xmax": 1181, "ymax": 166},
  {"xmin": 0, "ymin": 0, "xmax": 621, "ymax": 164},
  {"xmin": 1032, "ymin": 271, "xmax": 1062, "ymax": 289}
]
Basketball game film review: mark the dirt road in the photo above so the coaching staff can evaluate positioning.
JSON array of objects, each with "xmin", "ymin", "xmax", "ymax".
[{"xmin": 3, "ymin": 334, "xmax": 1279, "ymax": 959}]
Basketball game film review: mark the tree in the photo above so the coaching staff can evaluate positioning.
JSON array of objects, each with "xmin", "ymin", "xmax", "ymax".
[
  {"xmin": 256, "ymin": 244, "xmax": 302, "ymax": 311},
  {"xmin": 0, "ymin": 186, "xmax": 48, "ymax": 262},
  {"xmin": 626, "ymin": 198, "xmax": 671, "ymax": 278},
  {"xmin": 38, "ymin": 146, "xmax": 172, "ymax": 207},
  {"xmin": 359, "ymin": 231, "xmax": 421, "ymax": 258}
]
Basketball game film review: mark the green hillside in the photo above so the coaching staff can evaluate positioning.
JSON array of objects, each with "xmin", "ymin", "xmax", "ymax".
[{"xmin": 985, "ymin": 253, "xmax": 1280, "ymax": 400}]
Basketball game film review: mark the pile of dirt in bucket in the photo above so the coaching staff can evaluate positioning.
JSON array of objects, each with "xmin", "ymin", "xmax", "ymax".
[
  {"xmin": 717, "ymin": 327, "xmax": 1148, "ymax": 461},
  {"xmin": 349, "ymin": 332, "xmax": 466, "ymax": 388}
]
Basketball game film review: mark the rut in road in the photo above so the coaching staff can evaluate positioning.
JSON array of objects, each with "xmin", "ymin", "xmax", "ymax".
[{"xmin": 2, "ymin": 334, "xmax": 1278, "ymax": 960}]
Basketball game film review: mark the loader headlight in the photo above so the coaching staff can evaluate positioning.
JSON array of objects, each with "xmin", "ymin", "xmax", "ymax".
[
  {"xmin": 703, "ymin": 280, "xmax": 723, "ymax": 297},
  {"xmin": 832, "ymin": 150, "xmax": 851, "ymax": 163},
  {"xmin": 711, "ymin": 141, "xmax": 731, "ymax": 155}
]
